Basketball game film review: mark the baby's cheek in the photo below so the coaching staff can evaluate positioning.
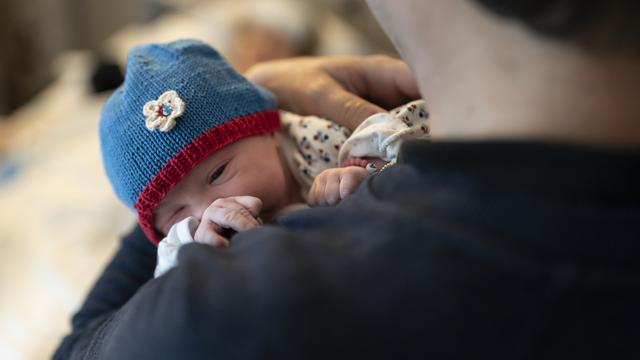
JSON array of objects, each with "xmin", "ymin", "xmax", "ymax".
[
  {"xmin": 152, "ymin": 209, "xmax": 173, "ymax": 237},
  {"xmin": 253, "ymin": 171, "xmax": 286, "ymax": 205}
]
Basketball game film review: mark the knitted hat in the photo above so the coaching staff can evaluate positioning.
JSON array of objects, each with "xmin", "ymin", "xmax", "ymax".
[{"xmin": 100, "ymin": 39, "xmax": 280, "ymax": 244}]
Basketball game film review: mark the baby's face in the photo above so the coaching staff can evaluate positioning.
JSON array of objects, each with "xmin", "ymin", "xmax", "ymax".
[{"xmin": 153, "ymin": 134, "xmax": 297, "ymax": 235}]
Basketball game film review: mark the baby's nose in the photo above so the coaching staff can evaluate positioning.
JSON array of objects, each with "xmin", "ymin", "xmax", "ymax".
[{"xmin": 190, "ymin": 200, "xmax": 212, "ymax": 222}]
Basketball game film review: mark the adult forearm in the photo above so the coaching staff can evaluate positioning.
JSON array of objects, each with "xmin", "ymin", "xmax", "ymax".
[{"xmin": 54, "ymin": 225, "xmax": 156, "ymax": 359}]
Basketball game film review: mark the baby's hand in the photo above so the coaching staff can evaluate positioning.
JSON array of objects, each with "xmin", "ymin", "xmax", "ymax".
[
  {"xmin": 308, "ymin": 166, "xmax": 369, "ymax": 206},
  {"xmin": 194, "ymin": 196, "xmax": 263, "ymax": 247}
]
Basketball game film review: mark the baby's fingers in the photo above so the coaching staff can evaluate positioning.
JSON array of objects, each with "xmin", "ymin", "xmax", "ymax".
[
  {"xmin": 339, "ymin": 168, "xmax": 369, "ymax": 199},
  {"xmin": 205, "ymin": 204, "xmax": 261, "ymax": 233},
  {"xmin": 308, "ymin": 174, "xmax": 327, "ymax": 206},
  {"xmin": 194, "ymin": 221, "xmax": 229, "ymax": 247},
  {"xmin": 323, "ymin": 171, "xmax": 341, "ymax": 205},
  {"xmin": 219, "ymin": 196, "xmax": 263, "ymax": 217}
]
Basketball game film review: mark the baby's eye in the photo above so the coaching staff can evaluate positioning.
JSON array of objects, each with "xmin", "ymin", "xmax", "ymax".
[{"xmin": 208, "ymin": 164, "xmax": 227, "ymax": 184}]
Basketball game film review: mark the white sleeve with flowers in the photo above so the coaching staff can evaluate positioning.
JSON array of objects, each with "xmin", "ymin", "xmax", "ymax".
[
  {"xmin": 280, "ymin": 111, "xmax": 351, "ymax": 188},
  {"xmin": 337, "ymin": 99, "xmax": 430, "ymax": 165}
]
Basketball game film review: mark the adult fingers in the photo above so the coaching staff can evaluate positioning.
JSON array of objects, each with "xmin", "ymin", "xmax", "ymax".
[
  {"xmin": 322, "ymin": 55, "xmax": 420, "ymax": 126},
  {"xmin": 245, "ymin": 55, "xmax": 420, "ymax": 131},
  {"xmin": 355, "ymin": 55, "xmax": 421, "ymax": 109},
  {"xmin": 319, "ymin": 78, "xmax": 386, "ymax": 131},
  {"xmin": 249, "ymin": 62, "xmax": 383, "ymax": 130}
]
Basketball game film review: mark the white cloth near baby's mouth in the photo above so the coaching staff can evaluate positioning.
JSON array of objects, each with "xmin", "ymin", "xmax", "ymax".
[
  {"xmin": 153, "ymin": 203, "xmax": 309, "ymax": 278},
  {"xmin": 154, "ymin": 216, "xmax": 198, "ymax": 278}
]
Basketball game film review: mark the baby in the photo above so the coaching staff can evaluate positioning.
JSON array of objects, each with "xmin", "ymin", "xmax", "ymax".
[{"xmin": 99, "ymin": 40, "xmax": 429, "ymax": 277}]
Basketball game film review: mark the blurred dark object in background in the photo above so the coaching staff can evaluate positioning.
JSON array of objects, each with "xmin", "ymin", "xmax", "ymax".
[
  {"xmin": 0, "ymin": 1, "xmax": 58, "ymax": 116},
  {"xmin": 91, "ymin": 59, "xmax": 124, "ymax": 93}
]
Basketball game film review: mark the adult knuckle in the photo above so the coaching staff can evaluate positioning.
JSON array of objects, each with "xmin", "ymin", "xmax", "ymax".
[
  {"xmin": 340, "ymin": 98, "xmax": 372, "ymax": 125},
  {"xmin": 307, "ymin": 79, "xmax": 330, "ymax": 100}
]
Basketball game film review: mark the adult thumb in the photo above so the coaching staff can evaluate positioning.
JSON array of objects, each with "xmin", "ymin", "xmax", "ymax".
[{"xmin": 321, "ymin": 87, "xmax": 386, "ymax": 131}]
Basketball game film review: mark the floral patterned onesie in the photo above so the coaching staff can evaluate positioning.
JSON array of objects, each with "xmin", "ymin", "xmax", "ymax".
[{"xmin": 279, "ymin": 99, "xmax": 430, "ymax": 198}]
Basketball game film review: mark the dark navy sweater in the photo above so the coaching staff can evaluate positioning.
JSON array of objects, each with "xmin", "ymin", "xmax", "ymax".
[{"xmin": 55, "ymin": 141, "xmax": 640, "ymax": 359}]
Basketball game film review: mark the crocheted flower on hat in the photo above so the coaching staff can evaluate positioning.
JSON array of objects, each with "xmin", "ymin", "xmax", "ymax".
[{"xmin": 143, "ymin": 90, "xmax": 186, "ymax": 132}]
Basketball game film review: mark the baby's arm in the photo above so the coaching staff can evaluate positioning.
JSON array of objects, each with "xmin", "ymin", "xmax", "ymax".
[
  {"xmin": 308, "ymin": 100, "xmax": 430, "ymax": 206},
  {"xmin": 154, "ymin": 196, "xmax": 262, "ymax": 277}
]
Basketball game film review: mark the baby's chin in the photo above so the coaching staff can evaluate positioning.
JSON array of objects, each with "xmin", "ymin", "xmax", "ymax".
[
  {"xmin": 259, "ymin": 204, "xmax": 294, "ymax": 223},
  {"xmin": 155, "ymin": 224, "xmax": 170, "ymax": 238},
  {"xmin": 259, "ymin": 207, "xmax": 279, "ymax": 223}
]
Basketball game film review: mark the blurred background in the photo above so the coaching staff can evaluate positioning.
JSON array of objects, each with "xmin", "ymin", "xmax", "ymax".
[{"xmin": 0, "ymin": 0, "xmax": 397, "ymax": 358}]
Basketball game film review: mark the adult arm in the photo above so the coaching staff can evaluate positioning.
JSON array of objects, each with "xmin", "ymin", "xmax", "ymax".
[
  {"xmin": 245, "ymin": 55, "xmax": 420, "ymax": 131},
  {"xmin": 49, "ymin": 169, "xmax": 558, "ymax": 359},
  {"xmin": 54, "ymin": 225, "xmax": 156, "ymax": 359},
  {"xmin": 62, "ymin": 208, "xmax": 451, "ymax": 360}
]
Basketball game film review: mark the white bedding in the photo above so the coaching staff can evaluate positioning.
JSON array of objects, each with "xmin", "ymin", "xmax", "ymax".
[{"xmin": 0, "ymin": 53, "xmax": 135, "ymax": 360}]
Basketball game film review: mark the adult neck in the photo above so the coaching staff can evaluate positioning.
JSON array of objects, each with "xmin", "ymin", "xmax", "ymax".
[{"xmin": 397, "ymin": 0, "xmax": 640, "ymax": 147}]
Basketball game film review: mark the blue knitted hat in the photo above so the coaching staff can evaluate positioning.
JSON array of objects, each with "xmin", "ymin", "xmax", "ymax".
[{"xmin": 100, "ymin": 39, "xmax": 280, "ymax": 244}]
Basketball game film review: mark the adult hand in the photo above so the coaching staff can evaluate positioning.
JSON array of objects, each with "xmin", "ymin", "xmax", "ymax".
[
  {"xmin": 194, "ymin": 196, "xmax": 263, "ymax": 247},
  {"xmin": 245, "ymin": 55, "xmax": 420, "ymax": 131}
]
